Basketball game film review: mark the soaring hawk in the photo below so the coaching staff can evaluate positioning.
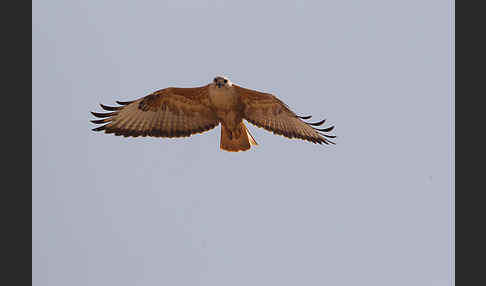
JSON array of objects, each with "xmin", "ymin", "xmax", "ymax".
[{"xmin": 91, "ymin": 76, "xmax": 336, "ymax": 152}]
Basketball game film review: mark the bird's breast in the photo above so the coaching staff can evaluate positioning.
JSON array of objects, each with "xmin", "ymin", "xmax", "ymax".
[
  {"xmin": 209, "ymin": 88, "xmax": 238, "ymax": 110},
  {"xmin": 208, "ymin": 87, "xmax": 242, "ymax": 129}
]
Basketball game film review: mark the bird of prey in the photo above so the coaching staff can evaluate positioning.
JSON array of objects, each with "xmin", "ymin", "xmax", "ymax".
[{"xmin": 91, "ymin": 76, "xmax": 336, "ymax": 152}]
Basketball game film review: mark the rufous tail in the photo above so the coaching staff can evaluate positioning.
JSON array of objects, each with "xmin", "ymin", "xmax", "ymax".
[{"xmin": 220, "ymin": 122, "xmax": 258, "ymax": 152}]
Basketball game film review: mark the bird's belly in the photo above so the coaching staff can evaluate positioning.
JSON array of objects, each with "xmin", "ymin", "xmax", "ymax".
[{"xmin": 209, "ymin": 91, "xmax": 241, "ymax": 130}]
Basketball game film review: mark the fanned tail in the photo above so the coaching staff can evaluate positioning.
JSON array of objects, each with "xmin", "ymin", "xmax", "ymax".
[{"xmin": 220, "ymin": 122, "xmax": 257, "ymax": 152}]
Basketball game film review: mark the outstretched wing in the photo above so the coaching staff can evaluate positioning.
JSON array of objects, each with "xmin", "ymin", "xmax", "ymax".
[
  {"xmin": 91, "ymin": 85, "xmax": 220, "ymax": 138},
  {"xmin": 234, "ymin": 85, "xmax": 336, "ymax": 144}
]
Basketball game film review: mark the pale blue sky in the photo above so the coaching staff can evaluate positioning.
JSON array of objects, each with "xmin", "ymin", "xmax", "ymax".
[{"xmin": 33, "ymin": 1, "xmax": 453, "ymax": 285}]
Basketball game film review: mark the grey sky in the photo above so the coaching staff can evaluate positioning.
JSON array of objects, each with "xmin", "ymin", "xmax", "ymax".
[{"xmin": 33, "ymin": 1, "xmax": 453, "ymax": 285}]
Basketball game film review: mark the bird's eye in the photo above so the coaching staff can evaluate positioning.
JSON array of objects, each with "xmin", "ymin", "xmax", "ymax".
[{"xmin": 223, "ymin": 79, "xmax": 228, "ymax": 83}]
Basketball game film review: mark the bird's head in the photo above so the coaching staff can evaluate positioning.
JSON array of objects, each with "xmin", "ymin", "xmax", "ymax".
[{"xmin": 211, "ymin": 76, "xmax": 232, "ymax": 89}]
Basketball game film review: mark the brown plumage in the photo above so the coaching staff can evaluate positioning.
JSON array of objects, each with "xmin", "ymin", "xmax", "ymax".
[{"xmin": 91, "ymin": 76, "xmax": 336, "ymax": 152}]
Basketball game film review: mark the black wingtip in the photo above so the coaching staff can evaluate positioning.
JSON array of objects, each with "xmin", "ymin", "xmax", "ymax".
[
  {"xmin": 297, "ymin": 115, "xmax": 312, "ymax": 120},
  {"xmin": 321, "ymin": 134, "xmax": 337, "ymax": 139},
  {"xmin": 116, "ymin": 100, "xmax": 134, "ymax": 106},
  {"xmin": 100, "ymin": 103, "xmax": 121, "ymax": 111},
  {"xmin": 306, "ymin": 119, "xmax": 326, "ymax": 126},
  {"xmin": 91, "ymin": 111, "xmax": 117, "ymax": 118},
  {"xmin": 91, "ymin": 119, "xmax": 109, "ymax": 124},
  {"xmin": 314, "ymin": 125, "xmax": 335, "ymax": 132},
  {"xmin": 92, "ymin": 125, "xmax": 107, "ymax": 132}
]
